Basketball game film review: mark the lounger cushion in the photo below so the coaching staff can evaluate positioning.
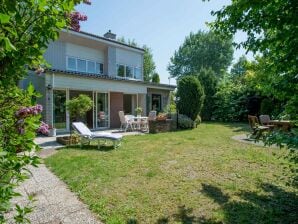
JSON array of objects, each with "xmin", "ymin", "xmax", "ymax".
[{"xmin": 92, "ymin": 132, "xmax": 122, "ymax": 140}]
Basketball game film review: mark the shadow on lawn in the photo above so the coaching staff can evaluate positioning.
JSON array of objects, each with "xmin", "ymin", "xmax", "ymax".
[
  {"xmin": 220, "ymin": 122, "xmax": 250, "ymax": 133},
  {"xmin": 126, "ymin": 182, "xmax": 297, "ymax": 224},
  {"xmin": 201, "ymin": 183, "xmax": 298, "ymax": 224}
]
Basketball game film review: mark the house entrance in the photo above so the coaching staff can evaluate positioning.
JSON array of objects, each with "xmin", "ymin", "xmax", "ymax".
[{"xmin": 123, "ymin": 94, "xmax": 133, "ymax": 114}]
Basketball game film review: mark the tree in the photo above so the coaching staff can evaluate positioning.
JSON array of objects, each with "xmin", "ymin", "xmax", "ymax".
[
  {"xmin": 0, "ymin": 0, "xmax": 89, "ymax": 222},
  {"xmin": 207, "ymin": 0, "xmax": 298, "ymax": 121},
  {"xmin": 168, "ymin": 30, "xmax": 233, "ymax": 79},
  {"xmin": 0, "ymin": 0, "xmax": 89, "ymax": 86},
  {"xmin": 176, "ymin": 76, "xmax": 205, "ymax": 121},
  {"xmin": 196, "ymin": 68, "xmax": 217, "ymax": 121},
  {"xmin": 143, "ymin": 46, "xmax": 156, "ymax": 81},
  {"xmin": 230, "ymin": 55, "xmax": 248, "ymax": 79},
  {"xmin": 151, "ymin": 72, "xmax": 160, "ymax": 83}
]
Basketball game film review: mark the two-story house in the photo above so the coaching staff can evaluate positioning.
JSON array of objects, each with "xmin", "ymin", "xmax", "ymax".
[{"xmin": 20, "ymin": 29, "xmax": 175, "ymax": 132}]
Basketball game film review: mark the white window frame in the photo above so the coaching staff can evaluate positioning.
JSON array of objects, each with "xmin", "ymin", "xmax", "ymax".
[
  {"xmin": 66, "ymin": 56, "xmax": 103, "ymax": 75},
  {"xmin": 116, "ymin": 63, "xmax": 142, "ymax": 80}
]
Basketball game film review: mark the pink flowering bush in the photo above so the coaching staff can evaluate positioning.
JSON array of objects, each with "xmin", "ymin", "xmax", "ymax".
[
  {"xmin": 69, "ymin": 11, "xmax": 88, "ymax": 32},
  {"xmin": 38, "ymin": 122, "xmax": 50, "ymax": 135},
  {"xmin": 0, "ymin": 84, "xmax": 41, "ymax": 222}
]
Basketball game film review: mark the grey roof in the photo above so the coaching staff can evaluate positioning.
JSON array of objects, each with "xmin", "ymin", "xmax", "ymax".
[
  {"xmin": 65, "ymin": 29, "xmax": 145, "ymax": 52},
  {"xmin": 46, "ymin": 68, "xmax": 176, "ymax": 90}
]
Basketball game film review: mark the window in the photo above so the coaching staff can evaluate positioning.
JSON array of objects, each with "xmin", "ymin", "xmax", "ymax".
[
  {"xmin": 116, "ymin": 64, "xmax": 142, "ymax": 80},
  {"xmin": 134, "ymin": 67, "xmax": 141, "ymax": 79},
  {"xmin": 87, "ymin": 61, "xmax": 95, "ymax": 73},
  {"xmin": 126, "ymin": 66, "xmax": 134, "ymax": 78},
  {"xmin": 117, "ymin": 64, "xmax": 125, "ymax": 77},
  {"xmin": 77, "ymin": 59, "xmax": 86, "ymax": 72},
  {"xmin": 152, "ymin": 94, "xmax": 162, "ymax": 112},
  {"xmin": 96, "ymin": 63, "xmax": 103, "ymax": 74},
  {"xmin": 67, "ymin": 57, "xmax": 76, "ymax": 71}
]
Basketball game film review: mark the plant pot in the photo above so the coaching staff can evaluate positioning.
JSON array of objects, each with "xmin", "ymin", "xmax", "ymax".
[
  {"xmin": 48, "ymin": 128, "xmax": 56, "ymax": 137},
  {"xmin": 56, "ymin": 136, "xmax": 79, "ymax": 145}
]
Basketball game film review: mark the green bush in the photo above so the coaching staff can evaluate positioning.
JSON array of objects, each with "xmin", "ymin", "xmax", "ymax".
[
  {"xmin": 176, "ymin": 76, "xmax": 205, "ymax": 121},
  {"xmin": 197, "ymin": 68, "xmax": 217, "ymax": 121},
  {"xmin": 0, "ymin": 85, "xmax": 41, "ymax": 222},
  {"xmin": 66, "ymin": 94, "xmax": 93, "ymax": 122},
  {"xmin": 178, "ymin": 114, "xmax": 194, "ymax": 129}
]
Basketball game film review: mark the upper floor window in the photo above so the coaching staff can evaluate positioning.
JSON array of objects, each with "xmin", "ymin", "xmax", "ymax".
[
  {"xmin": 67, "ymin": 56, "xmax": 103, "ymax": 75},
  {"xmin": 117, "ymin": 64, "xmax": 142, "ymax": 80},
  {"xmin": 117, "ymin": 64, "xmax": 125, "ymax": 77}
]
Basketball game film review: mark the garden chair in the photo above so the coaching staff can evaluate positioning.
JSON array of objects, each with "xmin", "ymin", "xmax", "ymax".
[
  {"xmin": 247, "ymin": 115, "xmax": 270, "ymax": 138},
  {"xmin": 118, "ymin": 111, "xmax": 134, "ymax": 132},
  {"xmin": 72, "ymin": 122, "xmax": 122, "ymax": 149},
  {"xmin": 148, "ymin": 110, "xmax": 157, "ymax": 121},
  {"xmin": 140, "ymin": 111, "xmax": 157, "ymax": 131},
  {"xmin": 259, "ymin": 114, "xmax": 275, "ymax": 130}
]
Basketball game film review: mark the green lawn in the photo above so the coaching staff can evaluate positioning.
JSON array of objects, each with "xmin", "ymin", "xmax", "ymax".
[{"xmin": 45, "ymin": 123, "xmax": 297, "ymax": 224}]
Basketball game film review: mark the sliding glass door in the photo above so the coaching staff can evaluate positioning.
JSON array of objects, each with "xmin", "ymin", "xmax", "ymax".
[
  {"xmin": 53, "ymin": 90, "xmax": 67, "ymax": 129},
  {"xmin": 96, "ymin": 93, "xmax": 109, "ymax": 128}
]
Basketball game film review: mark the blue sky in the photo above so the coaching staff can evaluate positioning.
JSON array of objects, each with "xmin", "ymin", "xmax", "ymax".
[{"xmin": 76, "ymin": 0, "xmax": 252, "ymax": 84}]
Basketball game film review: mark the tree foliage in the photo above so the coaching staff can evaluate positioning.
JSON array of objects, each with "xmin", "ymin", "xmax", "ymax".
[
  {"xmin": 176, "ymin": 76, "xmax": 205, "ymax": 121},
  {"xmin": 0, "ymin": 85, "xmax": 42, "ymax": 222},
  {"xmin": 208, "ymin": 0, "xmax": 298, "ymax": 121},
  {"xmin": 0, "ymin": 0, "xmax": 88, "ymax": 86},
  {"xmin": 196, "ymin": 67, "xmax": 217, "ymax": 121},
  {"xmin": 66, "ymin": 94, "xmax": 93, "ymax": 121},
  {"xmin": 143, "ymin": 46, "xmax": 156, "ymax": 82},
  {"xmin": 0, "ymin": 0, "xmax": 88, "ymax": 221},
  {"xmin": 151, "ymin": 72, "xmax": 160, "ymax": 83},
  {"xmin": 168, "ymin": 30, "xmax": 233, "ymax": 78}
]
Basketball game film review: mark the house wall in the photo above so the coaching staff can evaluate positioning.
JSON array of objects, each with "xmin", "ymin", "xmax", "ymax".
[
  {"xmin": 44, "ymin": 41, "xmax": 66, "ymax": 70},
  {"xmin": 65, "ymin": 42, "xmax": 105, "ymax": 62},
  {"xmin": 47, "ymin": 73, "xmax": 147, "ymax": 94},
  {"xmin": 116, "ymin": 48, "xmax": 143, "ymax": 80},
  {"xmin": 110, "ymin": 92, "xmax": 124, "ymax": 128}
]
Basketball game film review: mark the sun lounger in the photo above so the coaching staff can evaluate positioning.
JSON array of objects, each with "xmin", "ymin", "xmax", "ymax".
[{"xmin": 72, "ymin": 122, "xmax": 122, "ymax": 149}]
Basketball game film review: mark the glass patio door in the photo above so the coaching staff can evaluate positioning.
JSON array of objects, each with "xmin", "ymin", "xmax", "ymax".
[
  {"xmin": 96, "ymin": 93, "xmax": 109, "ymax": 128},
  {"xmin": 53, "ymin": 90, "xmax": 67, "ymax": 129}
]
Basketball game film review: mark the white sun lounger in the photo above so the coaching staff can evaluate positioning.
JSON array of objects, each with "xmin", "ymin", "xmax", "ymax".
[{"xmin": 72, "ymin": 122, "xmax": 122, "ymax": 149}]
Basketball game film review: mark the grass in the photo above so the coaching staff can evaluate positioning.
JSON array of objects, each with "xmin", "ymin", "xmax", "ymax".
[{"xmin": 45, "ymin": 123, "xmax": 297, "ymax": 224}]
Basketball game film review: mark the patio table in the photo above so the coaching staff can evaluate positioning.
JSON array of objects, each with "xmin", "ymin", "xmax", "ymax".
[{"xmin": 269, "ymin": 120, "xmax": 294, "ymax": 131}]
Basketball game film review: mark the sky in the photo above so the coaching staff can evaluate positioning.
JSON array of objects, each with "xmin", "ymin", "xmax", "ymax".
[{"xmin": 76, "ymin": 0, "xmax": 253, "ymax": 84}]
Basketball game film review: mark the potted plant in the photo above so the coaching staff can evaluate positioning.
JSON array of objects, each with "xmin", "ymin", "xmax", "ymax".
[
  {"xmin": 48, "ymin": 125, "xmax": 56, "ymax": 137},
  {"xmin": 156, "ymin": 112, "xmax": 167, "ymax": 121},
  {"xmin": 135, "ymin": 107, "xmax": 143, "ymax": 117},
  {"xmin": 64, "ymin": 94, "xmax": 93, "ymax": 145},
  {"xmin": 66, "ymin": 94, "xmax": 93, "ymax": 122}
]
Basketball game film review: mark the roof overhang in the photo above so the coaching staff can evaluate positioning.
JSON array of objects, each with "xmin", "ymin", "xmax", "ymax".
[{"xmin": 60, "ymin": 29, "xmax": 145, "ymax": 54}]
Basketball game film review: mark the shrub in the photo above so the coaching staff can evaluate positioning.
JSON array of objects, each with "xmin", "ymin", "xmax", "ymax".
[
  {"xmin": 176, "ymin": 76, "xmax": 205, "ymax": 121},
  {"xmin": 66, "ymin": 94, "xmax": 93, "ymax": 121},
  {"xmin": 0, "ymin": 85, "xmax": 42, "ymax": 222},
  {"xmin": 178, "ymin": 114, "xmax": 195, "ymax": 129}
]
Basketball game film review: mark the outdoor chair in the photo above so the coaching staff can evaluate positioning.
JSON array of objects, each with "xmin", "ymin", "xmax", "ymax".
[
  {"xmin": 259, "ymin": 114, "xmax": 275, "ymax": 129},
  {"xmin": 72, "ymin": 122, "xmax": 122, "ymax": 149},
  {"xmin": 148, "ymin": 111, "xmax": 157, "ymax": 121},
  {"xmin": 140, "ymin": 111, "xmax": 157, "ymax": 131},
  {"xmin": 247, "ymin": 115, "xmax": 270, "ymax": 138},
  {"xmin": 118, "ymin": 111, "xmax": 134, "ymax": 132}
]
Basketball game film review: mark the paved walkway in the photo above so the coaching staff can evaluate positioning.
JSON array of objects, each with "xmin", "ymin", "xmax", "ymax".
[
  {"xmin": 8, "ymin": 129, "xmax": 144, "ymax": 223},
  {"xmin": 7, "ymin": 141, "xmax": 101, "ymax": 224}
]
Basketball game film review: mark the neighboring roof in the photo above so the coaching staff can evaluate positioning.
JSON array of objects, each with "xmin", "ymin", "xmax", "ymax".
[
  {"xmin": 62, "ymin": 29, "xmax": 145, "ymax": 53},
  {"xmin": 46, "ymin": 68, "xmax": 176, "ymax": 90}
]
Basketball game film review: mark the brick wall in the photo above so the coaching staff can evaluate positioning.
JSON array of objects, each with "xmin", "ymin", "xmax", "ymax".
[{"xmin": 110, "ymin": 92, "xmax": 124, "ymax": 128}]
